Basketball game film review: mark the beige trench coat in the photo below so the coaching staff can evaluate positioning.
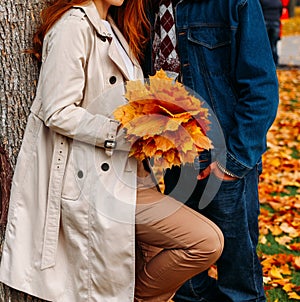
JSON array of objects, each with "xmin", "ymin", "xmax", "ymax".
[{"xmin": 0, "ymin": 2, "xmax": 144, "ymax": 301}]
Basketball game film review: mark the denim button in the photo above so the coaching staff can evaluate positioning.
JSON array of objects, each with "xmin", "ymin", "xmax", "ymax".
[
  {"xmin": 101, "ymin": 163, "xmax": 110, "ymax": 171},
  {"xmin": 77, "ymin": 170, "xmax": 84, "ymax": 178},
  {"xmin": 109, "ymin": 76, "xmax": 117, "ymax": 84}
]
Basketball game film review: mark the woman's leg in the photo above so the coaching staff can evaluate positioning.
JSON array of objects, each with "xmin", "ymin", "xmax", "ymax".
[{"xmin": 135, "ymin": 186, "xmax": 224, "ymax": 302}]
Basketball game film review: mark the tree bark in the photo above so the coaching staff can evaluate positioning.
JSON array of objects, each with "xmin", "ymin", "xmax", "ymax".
[{"xmin": 0, "ymin": 0, "xmax": 50, "ymax": 300}]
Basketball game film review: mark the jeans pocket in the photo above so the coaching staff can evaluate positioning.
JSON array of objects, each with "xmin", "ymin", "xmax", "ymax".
[{"xmin": 202, "ymin": 173, "xmax": 245, "ymax": 217}]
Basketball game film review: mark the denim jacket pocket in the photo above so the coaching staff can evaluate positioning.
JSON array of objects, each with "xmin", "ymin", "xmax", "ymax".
[
  {"xmin": 188, "ymin": 26, "xmax": 231, "ymax": 75},
  {"xmin": 188, "ymin": 26, "xmax": 231, "ymax": 49}
]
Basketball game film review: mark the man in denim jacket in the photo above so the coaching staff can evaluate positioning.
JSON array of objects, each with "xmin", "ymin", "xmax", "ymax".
[{"xmin": 143, "ymin": 0, "xmax": 279, "ymax": 301}]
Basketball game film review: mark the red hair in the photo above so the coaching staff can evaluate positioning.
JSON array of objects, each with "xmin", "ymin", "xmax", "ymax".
[
  {"xmin": 110, "ymin": 1, "xmax": 150, "ymax": 62},
  {"xmin": 31, "ymin": 0, "xmax": 149, "ymax": 63}
]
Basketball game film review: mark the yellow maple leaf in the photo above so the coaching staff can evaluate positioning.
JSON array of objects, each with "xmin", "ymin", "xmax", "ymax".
[
  {"xmin": 126, "ymin": 115, "xmax": 167, "ymax": 138},
  {"xmin": 270, "ymin": 266, "xmax": 283, "ymax": 279},
  {"xmin": 125, "ymin": 79, "xmax": 149, "ymax": 101},
  {"xmin": 164, "ymin": 149, "xmax": 180, "ymax": 165},
  {"xmin": 270, "ymin": 158, "xmax": 281, "ymax": 167},
  {"xmin": 283, "ymin": 282, "xmax": 295, "ymax": 292},
  {"xmin": 113, "ymin": 104, "xmax": 137, "ymax": 125},
  {"xmin": 149, "ymin": 79, "xmax": 174, "ymax": 99},
  {"xmin": 150, "ymin": 68, "xmax": 172, "ymax": 80},
  {"xmin": 280, "ymin": 263, "xmax": 292, "ymax": 275},
  {"xmin": 288, "ymin": 292, "xmax": 300, "ymax": 300},
  {"xmin": 153, "ymin": 136, "xmax": 175, "ymax": 152},
  {"xmin": 141, "ymin": 139, "xmax": 158, "ymax": 158},
  {"xmin": 270, "ymin": 225, "xmax": 283, "ymax": 236}
]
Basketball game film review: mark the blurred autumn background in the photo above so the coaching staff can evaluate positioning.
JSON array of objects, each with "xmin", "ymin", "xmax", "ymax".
[{"xmin": 257, "ymin": 6, "xmax": 300, "ymax": 301}]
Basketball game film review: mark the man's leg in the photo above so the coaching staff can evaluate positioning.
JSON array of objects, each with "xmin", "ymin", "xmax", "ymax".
[
  {"xmin": 171, "ymin": 166, "xmax": 265, "ymax": 302},
  {"xmin": 174, "ymin": 272, "xmax": 221, "ymax": 302}
]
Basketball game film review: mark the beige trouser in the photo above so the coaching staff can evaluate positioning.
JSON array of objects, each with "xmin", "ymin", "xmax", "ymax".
[{"xmin": 134, "ymin": 179, "xmax": 224, "ymax": 302}]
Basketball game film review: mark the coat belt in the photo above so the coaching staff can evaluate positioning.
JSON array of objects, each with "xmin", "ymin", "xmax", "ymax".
[{"xmin": 41, "ymin": 135, "xmax": 68, "ymax": 270}]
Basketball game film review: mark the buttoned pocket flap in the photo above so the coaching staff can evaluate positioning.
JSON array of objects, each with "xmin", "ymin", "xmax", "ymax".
[{"xmin": 188, "ymin": 26, "xmax": 231, "ymax": 49}]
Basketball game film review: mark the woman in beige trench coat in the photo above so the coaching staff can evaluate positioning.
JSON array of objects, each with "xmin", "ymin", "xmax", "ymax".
[{"xmin": 0, "ymin": 1, "xmax": 224, "ymax": 301}]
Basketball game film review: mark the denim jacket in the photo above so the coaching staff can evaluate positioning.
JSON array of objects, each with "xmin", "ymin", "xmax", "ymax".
[{"xmin": 144, "ymin": 0, "xmax": 279, "ymax": 178}]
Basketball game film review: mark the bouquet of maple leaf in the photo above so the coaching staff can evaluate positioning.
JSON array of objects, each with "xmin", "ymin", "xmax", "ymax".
[{"xmin": 113, "ymin": 70, "xmax": 212, "ymax": 192}]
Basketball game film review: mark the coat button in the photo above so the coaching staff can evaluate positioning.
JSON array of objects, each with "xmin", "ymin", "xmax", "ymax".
[
  {"xmin": 99, "ymin": 35, "xmax": 106, "ymax": 42},
  {"xmin": 77, "ymin": 170, "xmax": 84, "ymax": 178},
  {"xmin": 101, "ymin": 163, "xmax": 110, "ymax": 171},
  {"xmin": 109, "ymin": 76, "xmax": 117, "ymax": 84}
]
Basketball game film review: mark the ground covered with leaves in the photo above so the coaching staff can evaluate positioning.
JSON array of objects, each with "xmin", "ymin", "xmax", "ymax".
[
  {"xmin": 257, "ymin": 8, "xmax": 300, "ymax": 300},
  {"xmin": 257, "ymin": 7, "xmax": 300, "ymax": 302},
  {"xmin": 258, "ymin": 69, "xmax": 300, "ymax": 302}
]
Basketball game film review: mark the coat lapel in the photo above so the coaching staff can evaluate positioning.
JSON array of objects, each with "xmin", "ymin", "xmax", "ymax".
[
  {"xmin": 107, "ymin": 16, "xmax": 141, "ymax": 81},
  {"xmin": 73, "ymin": 2, "xmax": 141, "ymax": 81}
]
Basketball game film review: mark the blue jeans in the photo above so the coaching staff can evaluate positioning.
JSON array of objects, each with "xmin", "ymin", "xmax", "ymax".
[{"xmin": 164, "ymin": 158, "xmax": 266, "ymax": 302}]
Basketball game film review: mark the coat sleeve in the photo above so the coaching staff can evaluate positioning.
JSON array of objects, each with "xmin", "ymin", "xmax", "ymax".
[
  {"xmin": 220, "ymin": 0, "xmax": 279, "ymax": 178},
  {"xmin": 38, "ymin": 11, "xmax": 119, "ymax": 147}
]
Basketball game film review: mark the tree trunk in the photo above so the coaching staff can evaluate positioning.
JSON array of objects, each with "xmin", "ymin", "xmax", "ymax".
[{"xmin": 0, "ymin": 0, "xmax": 50, "ymax": 300}]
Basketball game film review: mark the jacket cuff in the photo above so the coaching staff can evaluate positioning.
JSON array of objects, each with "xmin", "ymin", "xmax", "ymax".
[
  {"xmin": 96, "ymin": 118, "xmax": 119, "ymax": 151},
  {"xmin": 104, "ymin": 119, "xmax": 119, "ymax": 156},
  {"xmin": 217, "ymin": 152, "xmax": 252, "ymax": 179}
]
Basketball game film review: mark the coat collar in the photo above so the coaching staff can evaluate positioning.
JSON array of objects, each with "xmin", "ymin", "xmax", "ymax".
[
  {"xmin": 74, "ymin": 1, "xmax": 109, "ymax": 39},
  {"xmin": 73, "ymin": 1, "xmax": 140, "ymax": 81}
]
